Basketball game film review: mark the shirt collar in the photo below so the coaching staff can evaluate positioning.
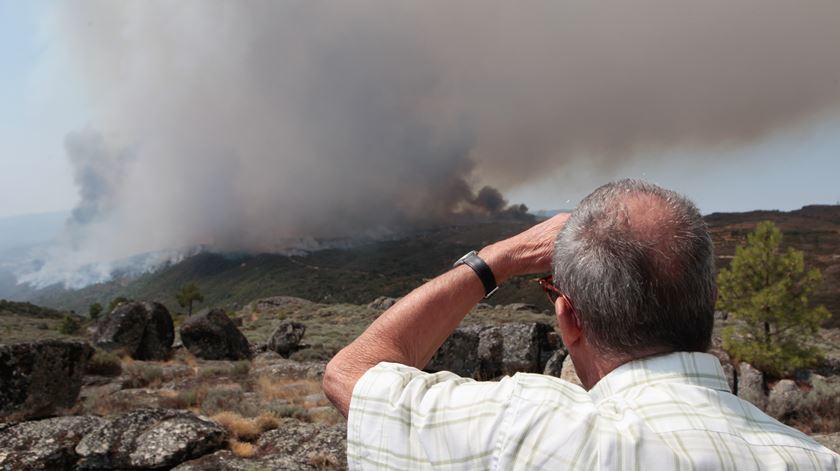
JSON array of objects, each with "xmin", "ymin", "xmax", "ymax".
[{"xmin": 588, "ymin": 351, "xmax": 730, "ymax": 403}]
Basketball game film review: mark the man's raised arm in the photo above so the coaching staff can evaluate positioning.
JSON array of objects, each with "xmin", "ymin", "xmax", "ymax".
[{"xmin": 322, "ymin": 213, "xmax": 569, "ymax": 416}]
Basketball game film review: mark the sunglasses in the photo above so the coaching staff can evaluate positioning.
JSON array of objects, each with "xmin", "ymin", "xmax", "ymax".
[{"xmin": 535, "ymin": 275, "xmax": 580, "ymax": 325}]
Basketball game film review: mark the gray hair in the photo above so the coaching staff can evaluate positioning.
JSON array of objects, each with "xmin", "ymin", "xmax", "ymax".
[{"xmin": 552, "ymin": 179, "xmax": 715, "ymax": 357}]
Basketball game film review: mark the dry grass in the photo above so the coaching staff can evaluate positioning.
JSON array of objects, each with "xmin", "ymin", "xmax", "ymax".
[
  {"xmin": 229, "ymin": 439, "xmax": 257, "ymax": 458},
  {"xmin": 256, "ymin": 375, "xmax": 322, "ymax": 401},
  {"xmin": 212, "ymin": 411, "xmax": 262, "ymax": 441},
  {"xmin": 211, "ymin": 411, "xmax": 279, "ymax": 441}
]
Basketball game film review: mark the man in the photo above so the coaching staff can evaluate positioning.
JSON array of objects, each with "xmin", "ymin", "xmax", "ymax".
[{"xmin": 323, "ymin": 180, "xmax": 839, "ymax": 470}]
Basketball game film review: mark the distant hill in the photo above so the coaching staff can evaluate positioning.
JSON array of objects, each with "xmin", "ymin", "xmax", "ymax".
[{"xmin": 9, "ymin": 205, "xmax": 840, "ymax": 327}]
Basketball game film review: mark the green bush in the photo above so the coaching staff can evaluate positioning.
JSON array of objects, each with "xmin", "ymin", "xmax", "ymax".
[{"xmin": 59, "ymin": 315, "xmax": 81, "ymax": 335}]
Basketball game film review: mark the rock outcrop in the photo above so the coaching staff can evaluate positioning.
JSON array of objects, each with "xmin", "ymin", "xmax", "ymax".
[
  {"xmin": 94, "ymin": 302, "xmax": 174, "ymax": 360},
  {"xmin": 267, "ymin": 321, "xmax": 307, "ymax": 357},
  {"xmin": 173, "ymin": 418, "xmax": 346, "ymax": 471},
  {"xmin": 0, "ymin": 340, "xmax": 93, "ymax": 421},
  {"xmin": 737, "ymin": 363, "xmax": 767, "ymax": 410},
  {"xmin": 427, "ymin": 322, "xmax": 560, "ymax": 379},
  {"xmin": 543, "ymin": 350, "xmax": 566, "ymax": 378},
  {"xmin": 425, "ymin": 325, "xmax": 482, "ymax": 377},
  {"xmin": 0, "ymin": 415, "xmax": 105, "ymax": 470},
  {"xmin": 180, "ymin": 309, "xmax": 251, "ymax": 360},
  {"xmin": 75, "ymin": 408, "xmax": 226, "ymax": 470},
  {"xmin": 767, "ymin": 379, "xmax": 804, "ymax": 420}
]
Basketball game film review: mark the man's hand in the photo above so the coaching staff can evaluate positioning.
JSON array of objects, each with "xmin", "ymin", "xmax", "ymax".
[
  {"xmin": 323, "ymin": 212, "xmax": 570, "ymax": 417},
  {"xmin": 480, "ymin": 212, "xmax": 571, "ymax": 281}
]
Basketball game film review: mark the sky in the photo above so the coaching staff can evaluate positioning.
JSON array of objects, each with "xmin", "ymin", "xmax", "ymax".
[{"xmin": 1, "ymin": 0, "xmax": 839, "ymax": 221}]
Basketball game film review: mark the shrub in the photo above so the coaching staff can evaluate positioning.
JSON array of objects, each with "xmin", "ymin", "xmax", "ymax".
[
  {"xmin": 59, "ymin": 315, "xmax": 81, "ymax": 335},
  {"xmin": 86, "ymin": 350, "xmax": 123, "ymax": 376}
]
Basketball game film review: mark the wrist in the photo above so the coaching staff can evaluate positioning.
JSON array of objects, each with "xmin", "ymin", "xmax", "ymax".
[{"xmin": 478, "ymin": 243, "xmax": 517, "ymax": 284}]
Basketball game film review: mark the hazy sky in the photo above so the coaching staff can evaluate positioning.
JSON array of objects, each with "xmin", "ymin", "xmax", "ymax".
[{"xmin": 1, "ymin": 0, "xmax": 838, "ymax": 221}]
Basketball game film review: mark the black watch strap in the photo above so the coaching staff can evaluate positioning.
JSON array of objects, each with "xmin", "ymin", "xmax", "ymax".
[{"xmin": 453, "ymin": 250, "xmax": 499, "ymax": 298}]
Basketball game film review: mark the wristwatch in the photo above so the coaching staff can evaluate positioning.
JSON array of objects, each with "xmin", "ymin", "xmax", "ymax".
[{"xmin": 453, "ymin": 250, "xmax": 499, "ymax": 298}]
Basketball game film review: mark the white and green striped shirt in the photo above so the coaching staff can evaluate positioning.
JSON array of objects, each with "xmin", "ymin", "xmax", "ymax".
[{"xmin": 348, "ymin": 352, "xmax": 839, "ymax": 470}]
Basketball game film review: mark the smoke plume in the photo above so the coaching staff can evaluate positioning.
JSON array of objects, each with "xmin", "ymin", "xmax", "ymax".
[{"xmin": 25, "ymin": 1, "xmax": 840, "ymax": 287}]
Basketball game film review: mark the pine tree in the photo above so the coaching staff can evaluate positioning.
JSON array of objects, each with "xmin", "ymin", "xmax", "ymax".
[
  {"xmin": 89, "ymin": 302, "xmax": 103, "ymax": 320},
  {"xmin": 176, "ymin": 282, "xmax": 204, "ymax": 316},
  {"xmin": 718, "ymin": 221, "xmax": 830, "ymax": 377}
]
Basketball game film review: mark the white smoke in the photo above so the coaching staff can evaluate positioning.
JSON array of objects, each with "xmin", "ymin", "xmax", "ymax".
[{"xmin": 18, "ymin": 0, "xmax": 840, "ymax": 288}]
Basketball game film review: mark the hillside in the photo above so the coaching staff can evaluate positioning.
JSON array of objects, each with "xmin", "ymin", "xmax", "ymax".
[{"xmin": 11, "ymin": 205, "xmax": 840, "ymax": 326}]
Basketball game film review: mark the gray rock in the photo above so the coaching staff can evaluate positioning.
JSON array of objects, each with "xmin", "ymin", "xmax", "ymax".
[
  {"xmin": 428, "ymin": 322, "xmax": 558, "ymax": 379},
  {"xmin": 367, "ymin": 296, "xmax": 399, "ymax": 310},
  {"xmin": 180, "ymin": 308, "xmax": 251, "ymax": 360},
  {"xmin": 94, "ymin": 302, "xmax": 174, "ymax": 360},
  {"xmin": 543, "ymin": 350, "xmax": 566, "ymax": 378},
  {"xmin": 560, "ymin": 355, "xmax": 584, "ymax": 387},
  {"xmin": 485, "ymin": 323, "xmax": 543, "ymax": 376},
  {"xmin": 767, "ymin": 379, "xmax": 804, "ymax": 420},
  {"xmin": 173, "ymin": 418, "xmax": 347, "ymax": 471},
  {"xmin": 0, "ymin": 415, "xmax": 105, "ymax": 470},
  {"xmin": 737, "ymin": 363, "xmax": 767, "ymax": 410},
  {"xmin": 267, "ymin": 321, "xmax": 307, "ymax": 356},
  {"xmin": 75, "ymin": 408, "xmax": 226, "ymax": 469},
  {"xmin": 426, "ymin": 325, "xmax": 483, "ymax": 377},
  {"xmin": 0, "ymin": 340, "xmax": 93, "ymax": 421},
  {"xmin": 722, "ymin": 363, "xmax": 736, "ymax": 394}
]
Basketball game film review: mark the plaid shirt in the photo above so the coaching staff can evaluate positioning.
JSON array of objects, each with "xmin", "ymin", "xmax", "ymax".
[{"xmin": 347, "ymin": 352, "xmax": 839, "ymax": 470}]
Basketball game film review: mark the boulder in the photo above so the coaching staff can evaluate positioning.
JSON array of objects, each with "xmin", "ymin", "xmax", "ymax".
[
  {"xmin": 367, "ymin": 296, "xmax": 399, "ymax": 310},
  {"xmin": 0, "ymin": 340, "xmax": 93, "ymax": 421},
  {"xmin": 543, "ymin": 350, "xmax": 566, "ymax": 378},
  {"xmin": 267, "ymin": 321, "xmax": 307, "ymax": 356},
  {"xmin": 0, "ymin": 415, "xmax": 105, "ymax": 470},
  {"xmin": 172, "ymin": 418, "xmax": 346, "ymax": 471},
  {"xmin": 505, "ymin": 303, "xmax": 541, "ymax": 313},
  {"xmin": 179, "ymin": 308, "xmax": 251, "ymax": 360},
  {"xmin": 767, "ymin": 379, "xmax": 804, "ymax": 420},
  {"xmin": 75, "ymin": 408, "xmax": 226, "ymax": 470},
  {"xmin": 481, "ymin": 323, "xmax": 544, "ymax": 376},
  {"xmin": 94, "ymin": 302, "xmax": 174, "ymax": 360},
  {"xmin": 426, "ymin": 325, "xmax": 483, "ymax": 377},
  {"xmin": 427, "ymin": 322, "xmax": 558, "ymax": 379},
  {"xmin": 737, "ymin": 363, "xmax": 767, "ymax": 410},
  {"xmin": 721, "ymin": 363, "xmax": 736, "ymax": 394},
  {"xmin": 560, "ymin": 355, "xmax": 584, "ymax": 387}
]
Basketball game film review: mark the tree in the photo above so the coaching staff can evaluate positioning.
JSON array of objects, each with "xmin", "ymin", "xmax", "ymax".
[
  {"xmin": 718, "ymin": 221, "xmax": 830, "ymax": 377},
  {"xmin": 89, "ymin": 302, "xmax": 103, "ymax": 320},
  {"xmin": 176, "ymin": 282, "xmax": 204, "ymax": 316}
]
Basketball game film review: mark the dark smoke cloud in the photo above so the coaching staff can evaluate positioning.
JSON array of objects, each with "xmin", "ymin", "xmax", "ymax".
[
  {"xmin": 65, "ymin": 130, "xmax": 131, "ymax": 227},
  {"xmin": 27, "ymin": 1, "xmax": 840, "ymax": 286}
]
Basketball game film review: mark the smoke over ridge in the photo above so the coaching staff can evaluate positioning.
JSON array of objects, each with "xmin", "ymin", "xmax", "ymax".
[{"xmin": 23, "ymin": 0, "xmax": 840, "ymax": 287}]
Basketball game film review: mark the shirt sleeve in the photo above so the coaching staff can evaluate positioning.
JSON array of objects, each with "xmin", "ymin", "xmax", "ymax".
[{"xmin": 347, "ymin": 362, "xmax": 517, "ymax": 470}]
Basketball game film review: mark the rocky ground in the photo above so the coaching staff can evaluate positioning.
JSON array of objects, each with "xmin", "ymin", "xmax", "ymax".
[{"xmin": 1, "ymin": 297, "xmax": 839, "ymax": 470}]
